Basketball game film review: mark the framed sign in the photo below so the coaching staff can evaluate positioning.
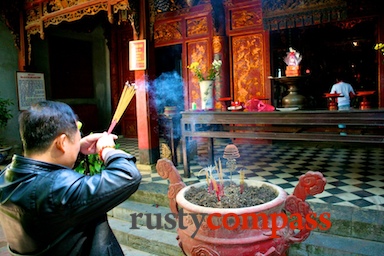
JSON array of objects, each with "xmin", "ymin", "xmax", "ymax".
[
  {"xmin": 16, "ymin": 72, "xmax": 46, "ymax": 110},
  {"xmin": 129, "ymin": 40, "xmax": 147, "ymax": 70}
]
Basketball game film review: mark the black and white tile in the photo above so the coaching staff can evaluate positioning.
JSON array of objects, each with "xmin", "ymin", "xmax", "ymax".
[{"xmin": 117, "ymin": 137, "xmax": 384, "ymax": 211}]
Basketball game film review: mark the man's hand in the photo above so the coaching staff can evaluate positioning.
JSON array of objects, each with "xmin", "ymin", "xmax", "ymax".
[
  {"xmin": 96, "ymin": 133, "xmax": 117, "ymax": 152},
  {"xmin": 80, "ymin": 132, "xmax": 117, "ymax": 155}
]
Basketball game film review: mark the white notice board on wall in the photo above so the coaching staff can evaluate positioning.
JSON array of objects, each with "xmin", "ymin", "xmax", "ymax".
[
  {"xmin": 16, "ymin": 72, "xmax": 46, "ymax": 110},
  {"xmin": 129, "ymin": 40, "xmax": 147, "ymax": 70}
]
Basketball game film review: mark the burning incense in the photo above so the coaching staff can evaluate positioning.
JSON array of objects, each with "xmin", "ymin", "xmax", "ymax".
[
  {"xmin": 240, "ymin": 170, "xmax": 245, "ymax": 194},
  {"xmin": 218, "ymin": 158, "xmax": 223, "ymax": 184},
  {"xmin": 210, "ymin": 174, "xmax": 220, "ymax": 201},
  {"xmin": 211, "ymin": 175, "xmax": 218, "ymax": 192},
  {"xmin": 206, "ymin": 172, "xmax": 211, "ymax": 193},
  {"xmin": 198, "ymin": 166, "xmax": 216, "ymax": 193},
  {"xmin": 107, "ymin": 81, "xmax": 136, "ymax": 134},
  {"xmin": 218, "ymin": 158, "xmax": 224, "ymax": 197}
]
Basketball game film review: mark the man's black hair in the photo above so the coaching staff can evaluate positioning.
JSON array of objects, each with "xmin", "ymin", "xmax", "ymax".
[{"xmin": 19, "ymin": 101, "xmax": 78, "ymax": 154}]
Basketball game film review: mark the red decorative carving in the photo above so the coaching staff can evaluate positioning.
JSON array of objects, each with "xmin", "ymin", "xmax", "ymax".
[
  {"xmin": 231, "ymin": 9, "xmax": 262, "ymax": 29},
  {"xmin": 191, "ymin": 245, "xmax": 220, "ymax": 256},
  {"xmin": 156, "ymin": 159, "xmax": 186, "ymax": 215},
  {"xmin": 292, "ymin": 171, "xmax": 327, "ymax": 201},
  {"xmin": 284, "ymin": 171, "xmax": 326, "ymax": 243},
  {"xmin": 25, "ymin": 0, "xmax": 130, "ymax": 37},
  {"xmin": 154, "ymin": 21, "xmax": 182, "ymax": 44},
  {"xmin": 186, "ymin": 17, "xmax": 209, "ymax": 37}
]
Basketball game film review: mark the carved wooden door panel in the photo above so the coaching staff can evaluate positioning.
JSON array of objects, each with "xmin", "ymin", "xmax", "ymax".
[
  {"xmin": 232, "ymin": 33, "xmax": 268, "ymax": 103},
  {"xmin": 226, "ymin": 0, "xmax": 271, "ymax": 105},
  {"xmin": 110, "ymin": 23, "xmax": 137, "ymax": 138}
]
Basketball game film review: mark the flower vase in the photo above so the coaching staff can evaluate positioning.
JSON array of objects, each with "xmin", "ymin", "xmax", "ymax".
[{"xmin": 199, "ymin": 80, "xmax": 214, "ymax": 110}]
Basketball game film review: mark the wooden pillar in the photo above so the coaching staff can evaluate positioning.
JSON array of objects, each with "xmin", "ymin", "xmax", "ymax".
[
  {"xmin": 379, "ymin": 14, "xmax": 384, "ymax": 108},
  {"xmin": 18, "ymin": 11, "xmax": 27, "ymax": 71},
  {"xmin": 134, "ymin": 0, "xmax": 159, "ymax": 164},
  {"xmin": 213, "ymin": 35, "xmax": 230, "ymax": 109}
]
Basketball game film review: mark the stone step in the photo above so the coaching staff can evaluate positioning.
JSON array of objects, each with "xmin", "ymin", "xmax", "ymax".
[
  {"xmin": 309, "ymin": 202, "xmax": 384, "ymax": 244},
  {"xmin": 288, "ymin": 231, "xmax": 384, "ymax": 256},
  {"xmin": 108, "ymin": 200, "xmax": 177, "ymax": 232},
  {"xmin": 0, "ymin": 243, "xmax": 157, "ymax": 256},
  {"xmin": 108, "ymin": 200, "xmax": 180, "ymax": 255},
  {"xmin": 108, "ymin": 217, "xmax": 182, "ymax": 256},
  {"xmin": 120, "ymin": 244, "xmax": 159, "ymax": 256},
  {"xmin": 128, "ymin": 182, "xmax": 170, "ymax": 208}
]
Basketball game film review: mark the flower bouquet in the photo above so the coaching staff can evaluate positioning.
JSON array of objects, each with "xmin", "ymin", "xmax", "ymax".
[
  {"xmin": 187, "ymin": 60, "xmax": 222, "ymax": 110},
  {"xmin": 187, "ymin": 60, "xmax": 222, "ymax": 82},
  {"xmin": 374, "ymin": 43, "xmax": 384, "ymax": 56}
]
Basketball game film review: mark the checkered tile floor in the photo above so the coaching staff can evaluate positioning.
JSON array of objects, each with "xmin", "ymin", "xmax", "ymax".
[{"xmin": 117, "ymin": 138, "xmax": 384, "ymax": 211}]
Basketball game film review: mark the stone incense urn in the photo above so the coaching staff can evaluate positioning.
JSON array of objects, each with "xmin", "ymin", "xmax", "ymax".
[{"xmin": 156, "ymin": 159, "xmax": 327, "ymax": 256}]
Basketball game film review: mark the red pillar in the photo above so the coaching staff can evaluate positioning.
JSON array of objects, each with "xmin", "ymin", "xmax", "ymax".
[{"xmin": 134, "ymin": 1, "xmax": 159, "ymax": 165}]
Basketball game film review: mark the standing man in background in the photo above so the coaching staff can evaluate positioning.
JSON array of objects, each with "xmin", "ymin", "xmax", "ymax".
[{"xmin": 330, "ymin": 74, "xmax": 355, "ymax": 110}]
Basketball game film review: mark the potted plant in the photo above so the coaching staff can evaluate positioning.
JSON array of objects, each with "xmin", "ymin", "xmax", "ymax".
[
  {"xmin": 156, "ymin": 158, "xmax": 327, "ymax": 256},
  {"xmin": 0, "ymin": 95, "xmax": 13, "ymax": 164},
  {"xmin": 74, "ymin": 142, "xmax": 127, "ymax": 176}
]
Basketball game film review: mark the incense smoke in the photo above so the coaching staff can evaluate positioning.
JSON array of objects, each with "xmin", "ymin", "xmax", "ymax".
[{"xmin": 152, "ymin": 71, "xmax": 185, "ymax": 114}]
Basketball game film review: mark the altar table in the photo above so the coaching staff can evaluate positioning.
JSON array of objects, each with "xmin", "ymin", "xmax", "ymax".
[{"xmin": 180, "ymin": 110, "xmax": 384, "ymax": 177}]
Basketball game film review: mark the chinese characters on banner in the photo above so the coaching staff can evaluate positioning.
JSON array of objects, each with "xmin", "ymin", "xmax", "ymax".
[
  {"xmin": 16, "ymin": 72, "xmax": 46, "ymax": 110},
  {"xmin": 129, "ymin": 40, "xmax": 147, "ymax": 71}
]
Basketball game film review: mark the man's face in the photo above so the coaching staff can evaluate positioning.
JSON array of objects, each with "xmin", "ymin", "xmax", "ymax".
[{"xmin": 63, "ymin": 129, "xmax": 81, "ymax": 168}]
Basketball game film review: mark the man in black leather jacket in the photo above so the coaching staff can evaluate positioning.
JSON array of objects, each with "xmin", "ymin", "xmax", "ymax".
[{"xmin": 0, "ymin": 101, "xmax": 142, "ymax": 255}]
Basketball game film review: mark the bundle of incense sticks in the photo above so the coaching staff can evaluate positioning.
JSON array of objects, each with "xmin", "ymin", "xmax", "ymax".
[{"xmin": 107, "ymin": 81, "xmax": 136, "ymax": 134}]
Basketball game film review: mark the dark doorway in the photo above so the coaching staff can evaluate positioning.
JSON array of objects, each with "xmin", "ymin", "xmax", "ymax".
[
  {"xmin": 154, "ymin": 44, "xmax": 184, "ymax": 114},
  {"xmin": 49, "ymin": 36, "xmax": 94, "ymax": 99},
  {"xmin": 47, "ymin": 36, "xmax": 98, "ymax": 135},
  {"xmin": 154, "ymin": 44, "xmax": 184, "ymax": 159}
]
